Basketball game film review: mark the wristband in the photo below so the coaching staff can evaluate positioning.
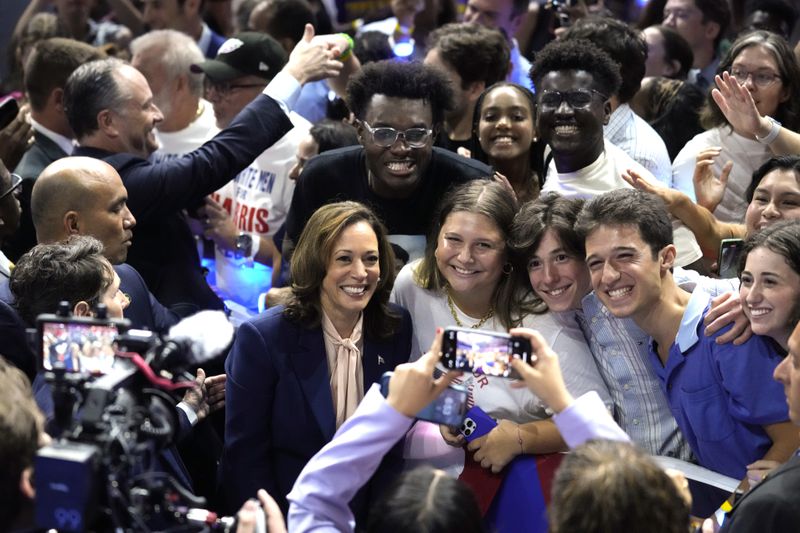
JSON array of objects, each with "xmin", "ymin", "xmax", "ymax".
[
  {"xmin": 337, "ymin": 33, "xmax": 354, "ymax": 61},
  {"xmin": 755, "ymin": 115, "xmax": 781, "ymax": 145}
]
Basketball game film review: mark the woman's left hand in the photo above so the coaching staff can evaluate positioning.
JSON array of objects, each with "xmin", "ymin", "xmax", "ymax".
[{"xmin": 467, "ymin": 419, "xmax": 520, "ymax": 473}]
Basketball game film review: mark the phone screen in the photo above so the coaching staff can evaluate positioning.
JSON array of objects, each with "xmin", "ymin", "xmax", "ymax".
[
  {"xmin": 0, "ymin": 98, "xmax": 19, "ymax": 130},
  {"xmin": 442, "ymin": 328, "xmax": 530, "ymax": 378},
  {"xmin": 40, "ymin": 321, "xmax": 119, "ymax": 374},
  {"xmin": 719, "ymin": 239, "xmax": 744, "ymax": 279},
  {"xmin": 379, "ymin": 372, "xmax": 468, "ymax": 426}
]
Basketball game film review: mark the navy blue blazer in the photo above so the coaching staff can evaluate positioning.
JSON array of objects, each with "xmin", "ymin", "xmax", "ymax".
[
  {"xmin": 72, "ymin": 93, "xmax": 292, "ymax": 314},
  {"xmin": 115, "ymin": 263, "xmax": 179, "ymax": 333},
  {"xmin": 220, "ymin": 303, "xmax": 412, "ymax": 515}
]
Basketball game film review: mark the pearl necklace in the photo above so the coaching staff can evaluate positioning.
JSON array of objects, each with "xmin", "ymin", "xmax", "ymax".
[{"xmin": 446, "ymin": 288, "xmax": 494, "ymax": 329}]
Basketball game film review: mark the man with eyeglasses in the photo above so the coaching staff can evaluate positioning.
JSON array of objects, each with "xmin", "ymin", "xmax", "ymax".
[
  {"xmin": 65, "ymin": 26, "xmax": 348, "ymax": 315},
  {"xmin": 283, "ymin": 61, "xmax": 492, "ymax": 261},
  {"xmin": 662, "ymin": 0, "xmax": 731, "ymax": 90},
  {"xmin": 533, "ymin": 38, "xmax": 702, "ymax": 268},
  {"xmin": 187, "ymin": 32, "xmax": 312, "ymax": 308}
]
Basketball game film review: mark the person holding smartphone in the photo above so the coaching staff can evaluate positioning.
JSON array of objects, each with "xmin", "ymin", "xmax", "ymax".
[{"xmin": 391, "ymin": 180, "xmax": 610, "ymax": 475}]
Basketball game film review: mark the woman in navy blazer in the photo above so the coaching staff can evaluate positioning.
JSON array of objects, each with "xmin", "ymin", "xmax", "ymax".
[{"xmin": 220, "ymin": 201, "xmax": 412, "ymax": 516}]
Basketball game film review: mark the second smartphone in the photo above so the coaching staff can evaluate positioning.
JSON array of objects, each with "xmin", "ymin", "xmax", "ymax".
[{"xmin": 440, "ymin": 326, "xmax": 532, "ymax": 379}]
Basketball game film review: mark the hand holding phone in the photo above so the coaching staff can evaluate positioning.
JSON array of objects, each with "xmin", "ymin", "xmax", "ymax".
[
  {"xmin": 441, "ymin": 327, "xmax": 531, "ymax": 378},
  {"xmin": 381, "ymin": 330, "xmax": 462, "ymax": 419},
  {"xmin": 508, "ymin": 327, "xmax": 574, "ymax": 414}
]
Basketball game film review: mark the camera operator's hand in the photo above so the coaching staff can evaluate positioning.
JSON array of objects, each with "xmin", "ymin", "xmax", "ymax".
[
  {"xmin": 386, "ymin": 329, "xmax": 459, "ymax": 417},
  {"xmin": 236, "ymin": 489, "xmax": 286, "ymax": 533},
  {"xmin": 181, "ymin": 368, "xmax": 226, "ymax": 423},
  {"xmin": 509, "ymin": 328, "xmax": 574, "ymax": 414}
]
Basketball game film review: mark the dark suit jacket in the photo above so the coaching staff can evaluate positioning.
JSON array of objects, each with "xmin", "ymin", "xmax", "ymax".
[
  {"xmin": 115, "ymin": 263, "xmax": 179, "ymax": 333},
  {"xmin": 6, "ymin": 131, "xmax": 69, "ymax": 261},
  {"xmin": 72, "ymin": 94, "xmax": 293, "ymax": 315},
  {"xmin": 0, "ymin": 298, "xmax": 36, "ymax": 382},
  {"xmin": 220, "ymin": 304, "xmax": 413, "ymax": 515},
  {"xmin": 720, "ymin": 453, "xmax": 800, "ymax": 532}
]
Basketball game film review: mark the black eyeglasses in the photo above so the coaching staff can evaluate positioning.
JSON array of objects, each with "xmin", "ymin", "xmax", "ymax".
[
  {"xmin": 360, "ymin": 121, "xmax": 433, "ymax": 148},
  {"xmin": 203, "ymin": 79, "xmax": 266, "ymax": 98},
  {"xmin": 538, "ymin": 89, "xmax": 607, "ymax": 110},
  {"xmin": 0, "ymin": 173, "xmax": 21, "ymax": 201}
]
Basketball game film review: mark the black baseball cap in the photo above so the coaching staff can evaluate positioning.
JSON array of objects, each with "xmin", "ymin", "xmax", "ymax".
[{"xmin": 191, "ymin": 32, "xmax": 287, "ymax": 81}]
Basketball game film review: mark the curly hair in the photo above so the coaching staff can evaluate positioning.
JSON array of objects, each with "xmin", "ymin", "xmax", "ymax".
[
  {"xmin": 427, "ymin": 23, "xmax": 511, "ymax": 88},
  {"xmin": 701, "ymin": 31, "xmax": 800, "ymax": 132},
  {"xmin": 562, "ymin": 17, "xmax": 647, "ymax": 103},
  {"xmin": 346, "ymin": 61, "xmax": 454, "ymax": 127},
  {"xmin": 285, "ymin": 201, "xmax": 400, "ymax": 339},
  {"xmin": 10, "ymin": 235, "xmax": 114, "ymax": 326},
  {"xmin": 529, "ymin": 38, "xmax": 622, "ymax": 98}
]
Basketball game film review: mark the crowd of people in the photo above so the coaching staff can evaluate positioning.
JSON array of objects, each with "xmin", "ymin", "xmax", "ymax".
[{"xmin": 1, "ymin": 0, "xmax": 800, "ymax": 531}]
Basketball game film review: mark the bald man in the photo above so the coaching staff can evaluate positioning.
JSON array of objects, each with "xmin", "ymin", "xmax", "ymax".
[{"xmin": 29, "ymin": 156, "xmax": 178, "ymax": 332}]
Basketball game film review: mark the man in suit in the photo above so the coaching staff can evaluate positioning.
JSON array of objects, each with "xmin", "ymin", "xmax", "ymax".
[
  {"xmin": 719, "ymin": 320, "xmax": 800, "ymax": 531},
  {"xmin": 30, "ymin": 156, "xmax": 178, "ymax": 334},
  {"xmin": 63, "ymin": 29, "xmax": 345, "ymax": 315},
  {"xmin": 7, "ymin": 37, "xmax": 105, "ymax": 261}
]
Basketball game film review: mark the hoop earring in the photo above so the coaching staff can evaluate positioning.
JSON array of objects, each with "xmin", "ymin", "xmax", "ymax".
[{"xmin": 502, "ymin": 263, "xmax": 514, "ymax": 275}]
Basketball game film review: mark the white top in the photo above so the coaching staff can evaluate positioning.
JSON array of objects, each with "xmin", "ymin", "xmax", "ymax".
[
  {"xmin": 151, "ymin": 99, "xmax": 218, "ymax": 164},
  {"xmin": 543, "ymin": 139, "xmax": 703, "ymax": 267},
  {"xmin": 671, "ymin": 126, "xmax": 772, "ymax": 223},
  {"xmin": 604, "ymin": 103, "xmax": 671, "ymax": 186},
  {"xmin": 390, "ymin": 261, "xmax": 612, "ymax": 424}
]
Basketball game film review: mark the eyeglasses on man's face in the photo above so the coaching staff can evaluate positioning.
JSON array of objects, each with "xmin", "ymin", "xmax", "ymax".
[
  {"xmin": 360, "ymin": 120, "xmax": 433, "ymax": 148},
  {"xmin": 538, "ymin": 89, "xmax": 607, "ymax": 110},
  {"xmin": 203, "ymin": 78, "xmax": 266, "ymax": 98},
  {"xmin": 0, "ymin": 173, "xmax": 22, "ymax": 201}
]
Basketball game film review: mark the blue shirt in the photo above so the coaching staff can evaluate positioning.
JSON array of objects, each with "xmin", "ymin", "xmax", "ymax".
[{"xmin": 648, "ymin": 289, "xmax": 788, "ymax": 479}]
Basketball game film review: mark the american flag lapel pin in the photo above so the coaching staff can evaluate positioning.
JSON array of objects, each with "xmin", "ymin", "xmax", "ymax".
[{"xmin": 378, "ymin": 355, "xmax": 385, "ymax": 365}]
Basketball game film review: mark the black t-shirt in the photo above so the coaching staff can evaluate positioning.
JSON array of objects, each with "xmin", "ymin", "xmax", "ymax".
[{"xmin": 285, "ymin": 146, "xmax": 493, "ymax": 251}]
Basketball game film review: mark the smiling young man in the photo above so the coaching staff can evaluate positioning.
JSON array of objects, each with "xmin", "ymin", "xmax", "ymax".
[
  {"xmin": 284, "ymin": 61, "xmax": 491, "ymax": 261},
  {"xmin": 530, "ymin": 38, "xmax": 702, "ymax": 269},
  {"xmin": 576, "ymin": 188, "xmax": 798, "ymax": 479}
]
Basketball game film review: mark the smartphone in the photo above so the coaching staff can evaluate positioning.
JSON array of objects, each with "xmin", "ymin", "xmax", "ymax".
[
  {"xmin": 441, "ymin": 327, "xmax": 532, "ymax": 379},
  {"xmin": 718, "ymin": 238, "xmax": 744, "ymax": 279},
  {"xmin": 0, "ymin": 97, "xmax": 19, "ymax": 130},
  {"xmin": 38, "ymin": 316, "xmax": 122, "ymax": 375},
  {"xmin": 460, "ymin": 406, "xmax": 496, "ymax": 442},
  {"xmin": 380, "ymin": 371, "xmax": 468, "ymax": 427}
]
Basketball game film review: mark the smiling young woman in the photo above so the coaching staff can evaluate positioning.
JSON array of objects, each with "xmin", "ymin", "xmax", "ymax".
[{"xmin": 391, "ymin": 181, "xmax": 609, "ymax": 477}]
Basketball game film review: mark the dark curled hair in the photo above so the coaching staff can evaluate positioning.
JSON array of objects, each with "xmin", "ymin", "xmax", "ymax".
[
  {"xmin": 426, "ymin": 23, "xmax": 511, "ymax": 88},
  {"xmin": 414, "ymin": 181, "xmax": 538, "ymax": 328},
  {"xmin": 367, "ymin": 467, "xmax": 486, "ymax": 533},
  {"xmin": 510, "ymin": 192, "xmax": 586, "ymax": 262},
  {"xmin": 701, "ymin": 30, "xmax": 800, "ymax": 132},
  {"xmin": 633, "ymin": 78, "xmax": 705, "ymax": 160},
  {"xmin": 550, "ymin": 440, "xmax": 690, "ymax": 533},
  {"xmin": 309, "ymin": 119, "xmax": 359, "ymax": 153},
  {"xmin": 745, "ymin": 155, "xmax": 800, "ymax": 202},
  {"xmin": 529, "ymin": 38, "xmax": 621, "ymax": 98},
  {"xmin": 346, "ymin": 61, "xmax": 454, "ymax": 127},
  {"xmin": 10, "ymin": 235, "xmax": 113, "ymax": 326},
  {"xmin": 285, "ymin": 201, "xmax": 400, "ymax": 339},
  {"xmin": 575, "ymin": 189, "xmax": 673, "ymax": 258},
  {"xmin": 562, "ymin": 17, "xmax": 647, "ymax": 103},
  {"xmin": 739, "ymin": 219, "xmax": 800, "ymax": 330}
]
